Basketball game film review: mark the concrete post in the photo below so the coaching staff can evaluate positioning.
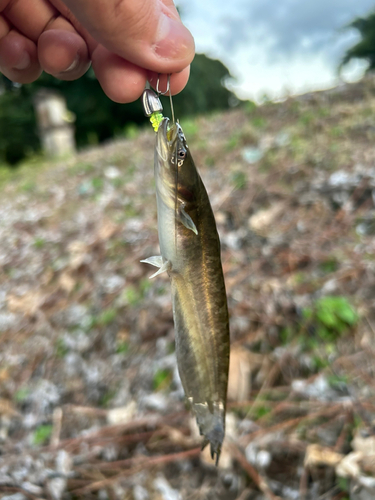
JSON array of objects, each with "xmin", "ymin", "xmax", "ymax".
[{"xmin": 34, "ymin": 89, "xmax": 76, "ymax": 158}]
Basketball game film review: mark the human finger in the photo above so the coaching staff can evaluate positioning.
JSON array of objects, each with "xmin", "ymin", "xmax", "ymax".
[
  {"xmin": 60, "ymin": 0, "xmax": 195, "ymax": 74},
  {"xmin": 92, "ymin": 45, "xmax": 191, "ymax": 103},
  {"xmin": 2, "ymin": 0, "xmax": 90, "ymax": 79},
  {"xmin": 0, "ymin": 28, "xmax": 42, "ymax": 83},
  {"xmin": 38, "ymin": 28, "xmax": 90, "ymax": 80},
  {"xmin": 91, "ymin": 45, "xmax": 147, "ymax": 103}
]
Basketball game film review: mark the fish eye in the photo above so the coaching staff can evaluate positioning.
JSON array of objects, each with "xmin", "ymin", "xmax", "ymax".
[{"xmin": 178, "ymin": 149, "xmax": 186, "ymax": 159}]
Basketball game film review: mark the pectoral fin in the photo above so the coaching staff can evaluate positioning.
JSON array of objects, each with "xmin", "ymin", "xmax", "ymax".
[
  {"xmin": 179, "ymin": 205, "xmax": 198, "ymax": 235},
  {"xmin": 140, "ymin": 256, "xmax": 171, "ymax": 278}
]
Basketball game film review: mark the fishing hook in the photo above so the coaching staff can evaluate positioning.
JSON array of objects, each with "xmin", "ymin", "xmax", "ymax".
[
  {"xmin": 155, "ymin": 74, "xmax": 175, "ymax": 124},
  {"xmin": 156, "ymin": 73, "xmax": 170, "ymax": 95}
]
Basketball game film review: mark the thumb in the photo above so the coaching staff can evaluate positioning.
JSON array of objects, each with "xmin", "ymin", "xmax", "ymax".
[{"xmin": 60, "ymin": 0, "xmax": 195, "ymax": 73}]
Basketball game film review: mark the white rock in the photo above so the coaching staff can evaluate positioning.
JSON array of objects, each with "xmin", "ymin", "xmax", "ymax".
[
  {"xmin": 104, "ymin": 166, "xmax": 121, "ymax": 179},
  {"xmin": 142, "ymin": 393, "xmax": 169, "ymax": 412},
  {"xmin": 21, "ymin": 481, "xmax": 43, "ymax": 495},
  {"xmin": 153, "ymin": 475, "xmax": 181, "ymax": 500},
  {"xmin": 107, "ymin": 401, "xmax": 137, "ymax": 425},
  {"xmin": 46, "ymin": 477, "xmax": 67, "ymax": 500},
  {"xmin": 1, "ymin": 494, "xmax": 27, "ymax": 500},
  {"xmin": 133, "ymin": 484, "xmax": 149, "ymax": 500}
]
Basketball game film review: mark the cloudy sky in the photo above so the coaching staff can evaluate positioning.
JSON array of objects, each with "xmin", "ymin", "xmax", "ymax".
[{"xmin": 177, "ymin": 0, "xmax": 375, "ymax": 100}]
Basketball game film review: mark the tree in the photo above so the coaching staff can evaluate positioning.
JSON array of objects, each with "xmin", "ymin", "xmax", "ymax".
[{"xmin": 341, "ymin": 12, "xmax": 375, "ymax": 71}]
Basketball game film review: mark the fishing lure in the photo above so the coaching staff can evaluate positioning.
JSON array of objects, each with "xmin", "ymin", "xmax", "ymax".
[
  {"xmin": 141, "ymin": 83, "xmax": 230, "ymax": 464},
  {"xmin": 142, "ymin": 88, "xmax": 164, "ymax": 132}
]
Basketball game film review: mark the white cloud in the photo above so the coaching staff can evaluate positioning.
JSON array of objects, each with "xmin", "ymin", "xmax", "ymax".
[{"xmin": 177, "ymin": 0, "xmax": 374, "ymax": 99}]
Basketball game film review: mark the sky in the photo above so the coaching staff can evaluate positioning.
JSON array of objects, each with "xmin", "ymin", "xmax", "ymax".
[{"xmin": 177, "ymin": 0, "xmax": 375, "ymax": 101}]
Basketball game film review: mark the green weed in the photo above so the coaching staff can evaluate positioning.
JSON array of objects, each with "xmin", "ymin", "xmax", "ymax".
[
  {"xmin": 97, "ymin": 308, "xmax": 117, "ymax": 326},
  {"xmin": 122, "ymin": 286, "xmax": 142, "ymax": 307},
  {"xmin": 91, "ymin": 177, "xmax": 103, "ymax": 191},
  {"xmin": 226, "ymin": 132, "xmax": 241, "ymax": 151},
  {"xmin": 33, "ymin": 424, "xmax": 52, "ymax": 445},
  {"xmin": 33, "ymin": 237, "xmax": 45, "ymax": 249},
  {"xmin": 327, "ymin": 374, "xmax": 349, "ymax": 390},
  {"xmin": 253, "ymin": 404, "xmax": 272, "ymax": 420},
  {"xmin": 302, "ymin": 296, "xmax": 358, "ymax": 342},
  {"xmin": 244, "ymin": 100, "xmax": 257, "ymax": 114},
  {"xmin": 231, "ymin": 171, "xmax": 247, "ymax": 190},
  {"xmin": 123, "ymin": 123, "xmax": 139, "ymax": 139},
  {"xmin": 116, "ymin": 341, "xmax": 129, "ymax": 354},
  {"xmin": 14, "ymin": 387, "xmax": 29, "ymax": 403},
  {"xmin": 299, "ymin": 112, "xmax": 314, "ymax": 127},
  {"xmin": 319, "ymin": 258, "xmax": 339, "ymax": 274},
  {"xmin": 100, "ymin": 389, "xmax": 116, "ymax": 407},
  {"xmin": 205, "ymin": 156, "xmax": 215, "ymax": 167},
  {"xmin": 55, "ymin": 338, "xmax": 68, "ymax": 358},
  {"xmin": 21, "ymin": 181, "xmax": 36, "ymax": 192},
  {"xmin": 181, "ymin": 119, "xmax": 198, "ymax": 137},
  {"xmin": 318, "ymin": 107, "xmax": 330, "ymax": 118},
  {"xmin": 153, "ymin": 369, "xmax": 172, "ymax": 391},
  {"xmin": 252, "ymin": 116, "xmax": 267, "ymax": 129},
  {"xmin": 330, "ymin": 126, "xmax": 345, "ymax": 138}
]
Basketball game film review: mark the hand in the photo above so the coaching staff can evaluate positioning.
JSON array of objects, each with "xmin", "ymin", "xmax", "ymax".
[{"xmin": 0, "ymin": 0, "xmax": 194, "ymax": 102}]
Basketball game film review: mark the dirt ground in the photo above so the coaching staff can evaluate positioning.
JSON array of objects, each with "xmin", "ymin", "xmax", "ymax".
[{"xmin": 2, "ymin": 77, "xmax": 375, "ymax": 500}]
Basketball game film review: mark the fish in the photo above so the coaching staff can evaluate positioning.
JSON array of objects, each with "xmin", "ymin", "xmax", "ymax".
[{"xmin": 141, "ymin": 92, "xmax": 230, "ymax": 464}]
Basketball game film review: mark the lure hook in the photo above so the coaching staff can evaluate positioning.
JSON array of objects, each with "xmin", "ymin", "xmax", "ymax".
[
  {"xmin": 155, "ymin": 74, "xmax": 175, "ymax": 124},
  {"xmin": 156, "ymin": 73, "xmax": 170, "ymax": 96}
]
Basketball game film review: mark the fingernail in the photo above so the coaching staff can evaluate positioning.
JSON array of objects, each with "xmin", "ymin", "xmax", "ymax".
[
  {"xmin": 13, "ymin": 52, "xmax": 31, "ymax": 70},
  {"xmin": 61, "ymin": 55, "xmax": 80, "ymax": 73},
  {"xmin": 153, "ymin": 14, "xmax": 194, "ymax": 59}
]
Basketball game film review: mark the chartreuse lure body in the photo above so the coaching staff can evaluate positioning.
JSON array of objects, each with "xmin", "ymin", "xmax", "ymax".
[
  {"xmin": 142, "ymin": 89, "xmax": 164, "ymax": 132},
  {"xmin": 141, "ymin": 88, "xmax": 230, "ymax": 465}
]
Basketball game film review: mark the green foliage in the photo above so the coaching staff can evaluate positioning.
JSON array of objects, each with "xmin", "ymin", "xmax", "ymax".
[
  {"xmin": 33, "ymin": 424, "xmax": 52, "ymax": 445},
  {"xmin": 299, "ymin": 112, "xmax": 314, "ymax": 127},
  {"xmin": 341, "ymin": 12, "xmax": 375, "ymax": 71},
  {"xmin": 14, "ymin": 387, "xmax": 29, "ymax": 403},
  {"xmin": 327, "ymin": 374, "xmax": 349, "ymax": 390},
  {"xmin": 153, "ymin": 368, "xmax": 172, "ymax": 391},
  {"xmin": 96, "ymin": 308, "xmax": 117, "ymax": 326},
  {"xmin": 33, "ymin": 237, "xmax": 45, "ymax": 249},
  {"xmin": 251, "ymin": 116, "xmax": 267, "ymax": 129},
  {"xmin": 226, "ymin": 130, "xmax": 244, "ymax": 151},
  {"xmin": 231, "ymin": 171, "xmax": 247, "ymax": 190},
  {"xmin": 303, "ymin": 296, "xmax": 358, "ymax": 342},
  {"xmin": 0, "ymin": 82, "xmax": 40, "ymax": 164},
  {"xmin": 55, "ymin": 338, "xmax": 68, "ymax": 358},
  {"xmin": 91, "ymin": 177, "xmax": 104, "ymax": 191},
  {"xmin": 123, "ymin": 123, "xmax": 139, "ymax": 140},
  {"xmin": 122, "ymin": 285, "xmax": 143, "ymax": 306},
  {"xmin": 319, "ymin": 258, "xmax": 339, "ymax": 274},
  {"xmin": 311, "ymin": 355, "xmax": 330, "ymax": 370},
  {"xmin": 100, "ymin": 389, "xmax": 116, "ymax": 407},
  {"xmin": 244, "ymin": 100, "xmax": 257, "ymax": 114},
  {"xmin": 116, "ymin": 341, "xmax": 129, "ymax": 354},
  {"xmin": 180, "ymin": 118, "xmax": 198, "ymax": 137},
  {"xmin": 252, "ymin": 404, "xmax": 272, "ymax": 420}
]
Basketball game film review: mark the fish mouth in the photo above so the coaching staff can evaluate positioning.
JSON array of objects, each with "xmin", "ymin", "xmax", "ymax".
[{"xmin": 157, "ymin": 117, "xmax": 179, "ymax": 150}]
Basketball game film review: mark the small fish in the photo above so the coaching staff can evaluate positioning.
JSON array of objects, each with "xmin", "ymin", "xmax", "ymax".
[{"xmin": 141, "ymin": 90, "xmax": 230, "ymax": 464}]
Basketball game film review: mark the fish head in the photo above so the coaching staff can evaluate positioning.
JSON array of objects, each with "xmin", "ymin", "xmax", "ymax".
[{"xmin": 156, "ymin": 118, "xmax": 199, "ymax": 203}]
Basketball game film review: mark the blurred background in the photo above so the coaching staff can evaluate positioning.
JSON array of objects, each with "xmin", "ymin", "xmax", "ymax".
[{"xmin": 1, "ymin": 2, "xmax": 375, "ymax": 500}]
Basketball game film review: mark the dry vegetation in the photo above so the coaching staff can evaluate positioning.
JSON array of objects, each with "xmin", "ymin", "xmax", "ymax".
[{"xmin": 2, "ymin": 76, "xmax": 375, "ymax": 500}]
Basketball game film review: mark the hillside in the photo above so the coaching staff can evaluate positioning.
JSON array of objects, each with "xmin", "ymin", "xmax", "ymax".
[{"xmin": 1, "ymin": 76, "xmax": 375, "ymax": 500}]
